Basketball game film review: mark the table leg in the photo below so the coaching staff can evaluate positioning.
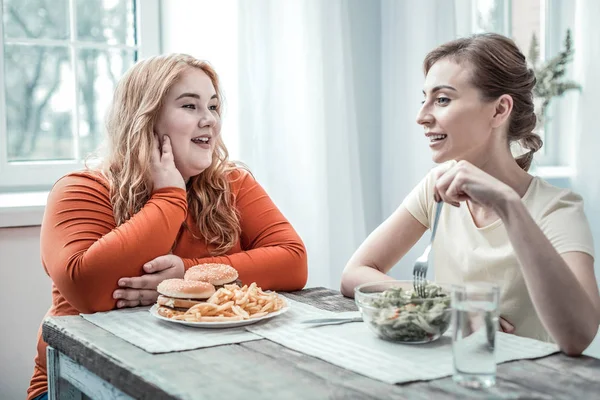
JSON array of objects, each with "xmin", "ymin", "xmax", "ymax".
[
  {"xmin": 46, "ymin": 345, "xmax": 133, "ymax": 400},
  {"xmin": 47, "ymin": 346, "xmax": 83, "ymax": 400}
]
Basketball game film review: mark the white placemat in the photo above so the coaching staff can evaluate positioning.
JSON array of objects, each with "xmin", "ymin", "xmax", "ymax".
[
  {"xmin": 81, "ymin": 306, "xmax": 262, "ymax": 354},
  {"xmin": 246, "ymin": 299, "xmax": 560, "ymax": 384}
]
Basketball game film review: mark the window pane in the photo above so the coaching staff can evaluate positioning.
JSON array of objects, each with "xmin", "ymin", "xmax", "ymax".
[
  {"xmin": 76, "ymin": 0, "xmax": 136, "ymax": 46},
  {"xmin": 4, "ymin": 45, "xmax": 74, "ymax": 162},
  {"xmin": 77, "ymin": 49, "xmax": 136, "ymax": 157},
  {"xmin": 473, "ymin": 0, "xmax": 509, "ymax": 34},
  {"xmin": 511, "ymin": 0, "xmax": 542, "ymax": 59},
  {"xmin": 2, "ymin": 0, "xmax": 70, "ymax": 40}
]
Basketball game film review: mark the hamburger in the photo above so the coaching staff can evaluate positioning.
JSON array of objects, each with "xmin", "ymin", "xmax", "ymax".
[
  {"xmin": 184, "ymin": 263, "xmax": 242, "ymax": 289},
  {"xmin": 156, "ymin": 278, "xmax": 216, "ymax": 318}
]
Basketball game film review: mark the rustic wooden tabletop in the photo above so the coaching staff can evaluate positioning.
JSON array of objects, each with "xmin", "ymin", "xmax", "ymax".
[{"xmin": 43, "ymin": 287, "xmax": 600, "ymax": 400}]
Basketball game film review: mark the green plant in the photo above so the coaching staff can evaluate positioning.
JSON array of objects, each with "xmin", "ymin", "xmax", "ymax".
[{"xmin": 528, "ymin": 29, "xmax": 581, "ymax": 120}]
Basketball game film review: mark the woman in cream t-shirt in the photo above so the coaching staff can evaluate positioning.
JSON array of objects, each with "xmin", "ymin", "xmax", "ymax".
[
  {"xmin": 402, "ymin": 160, "xmax": 594, "ymax": 343},
  {"xmin": 341, "ymin": 33, "xmax": 600, "ymax": 355}
]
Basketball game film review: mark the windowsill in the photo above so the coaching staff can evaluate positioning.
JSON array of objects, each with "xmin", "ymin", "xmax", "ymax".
[
  {"xmin": 0, "ymin": 166, "xmax": 577, "ymax": 229},
  {"xmin": 531, "ymin": 166, "xmax": 574, "ymax": 189},
  {"xmin": 531, "ymin": 165, "xmax": 575, "ymax": 179},
  {"xmin": 0, "ymin": 191, "xmax": 48, "ymax": 228}
]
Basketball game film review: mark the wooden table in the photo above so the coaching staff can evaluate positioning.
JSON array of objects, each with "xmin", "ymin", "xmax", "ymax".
[{"xmin": 43, "ymin": 287, "xmax": 600, "ymax": 400}]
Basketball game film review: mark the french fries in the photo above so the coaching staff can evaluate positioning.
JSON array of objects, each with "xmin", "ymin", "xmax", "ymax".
[{"xmin": 169, "ymin": 282, "xmax": 286, "ymax": 322}]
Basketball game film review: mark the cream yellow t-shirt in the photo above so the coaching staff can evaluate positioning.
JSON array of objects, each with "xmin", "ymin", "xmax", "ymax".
[{"xmin": 402, "ymin": 164, "xmax": 595, "ymax": 342}]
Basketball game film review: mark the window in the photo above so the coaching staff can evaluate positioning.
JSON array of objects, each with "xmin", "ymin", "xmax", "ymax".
[
  {"xmin": 0, "ymin": 0, "xmax": 160, "ymax": 191},
  {"xmin": 471, "ymin": 0, "xmax": 576, "ymax": 167}
]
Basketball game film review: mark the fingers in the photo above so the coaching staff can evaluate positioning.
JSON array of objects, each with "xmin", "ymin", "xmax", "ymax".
[
  {"xmin": 160, "ymin": 135, "xmax": 174, "ymax": 162},
  {"xmin": 118, "ymin": 275, "xmax": 157, "ymax": 290},
  {"xmin": 116, "ymin": 298, "xmax": 156, "ymax": 308},
  {"xmin": 151, "ymin": 133, "xmax": 161, "ymax": 165},
  {"xmin": 116, "ymin": 299, "xmax": 139, "ymax": 308},
  {"xmin": 444, "ymin": 172, "xmax": 469, "ymax": 205},
  {"xmin": 499, "ymin": 317, "xmax": 515, "ymax": 334},
  {"xmin": 431, "ymin": 163, "xmax": 454, "ymax": 202},
  {"xmin": 143, "ymin": 254, "xmax": 178, "ymax": 273},
  {"xmin": 151, "ymin": 134, "xmax": 174, "ymax": 163},
  {"xmin": 434, "ymin": 168, "xmax": 461, "ymax": 207},
  {"xmin": 114, "ymin": 289, "xmax": 158, "ymax": 308},
  {"xmin": 433, "ymin": 161, "xmax": 473, "ymax": 207}
]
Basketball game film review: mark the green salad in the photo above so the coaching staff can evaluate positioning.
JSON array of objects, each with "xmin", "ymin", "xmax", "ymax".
[{"xmin": 366, "ymin": 283, "xmax": 451, "ymax": 343}]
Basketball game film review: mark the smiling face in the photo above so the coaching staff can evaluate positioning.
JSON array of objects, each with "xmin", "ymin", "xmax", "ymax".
[
  {"xmin": 154, "ymin": 67, "xmax": 221, "ymax": 181},
  {"xmin": 416, "ymin": 59, "xmax": 499, "ymax": 164}
]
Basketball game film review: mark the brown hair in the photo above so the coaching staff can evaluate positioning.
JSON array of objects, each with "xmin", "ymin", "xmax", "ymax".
[
  {"xmin": 423, "ymin": 33, "xmax": 542, "ymax": 171},
  {"xmin": 102, "ymin": 53, "xmax": 241, "ymax": 254}
]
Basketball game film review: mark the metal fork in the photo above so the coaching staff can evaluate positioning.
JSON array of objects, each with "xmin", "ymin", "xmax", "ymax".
[{"xmin": 413, "ymin": 201, "xmax": 443, "ymax": 297}]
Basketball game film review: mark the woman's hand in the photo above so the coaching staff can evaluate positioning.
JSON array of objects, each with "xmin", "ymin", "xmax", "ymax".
[
  {"xmin": 113, "ymin": 254, "xmax": 185, "ymax": 308},
  {"xmin": 499, "ymin": 317, "xmax": 515, "ymax": 334},
  {"xmin": 433, "ymin": 160, "xmax": 518, "ymax": 211},
  {"xmin": 152, "ymin": 134, "xmax": 186, "ymax": 191}
]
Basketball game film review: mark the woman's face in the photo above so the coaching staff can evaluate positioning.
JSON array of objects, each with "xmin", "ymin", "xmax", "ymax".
[
  {"xmin": 154, "ymin": 67, "xmax": 221, "ymax": 181},
  {"xmin": 416, "ymin": 59, "xmax": 498, "ymax": 164}
]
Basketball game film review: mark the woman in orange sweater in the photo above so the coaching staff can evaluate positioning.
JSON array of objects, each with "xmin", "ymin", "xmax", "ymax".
[{"xmin": 28, "ymin": 54, "xmax": 308, "ymax": 400}]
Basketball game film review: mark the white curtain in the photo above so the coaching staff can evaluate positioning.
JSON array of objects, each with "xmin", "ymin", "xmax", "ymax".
[
  {"xmin": 571, "ymin": 0, "xmax": 600, "ymax": 356},
  {"xmin": 573, "ymin": 0, "xmax": 600, "ymax": 283},
  {"xmin": 235, "ymin": 0, "xmax": 461, "ymax": 288},
  {"xmin": 381, "ymin": 0, "xmax": 459, "ymax": 278},
  {"xmin": 237, "ymin": 0, "xmax": 369, "ymax": 289}
]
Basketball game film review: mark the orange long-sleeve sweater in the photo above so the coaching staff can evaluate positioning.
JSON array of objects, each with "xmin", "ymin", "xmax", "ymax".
[{"xmin": 27, "ymin": 168, "xmax": 307, "ymax": 399}]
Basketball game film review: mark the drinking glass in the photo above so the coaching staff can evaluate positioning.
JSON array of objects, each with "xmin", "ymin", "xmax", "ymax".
[{"xmin": 451, "ymin": 282, "xmax": 500, "ymax": 388}]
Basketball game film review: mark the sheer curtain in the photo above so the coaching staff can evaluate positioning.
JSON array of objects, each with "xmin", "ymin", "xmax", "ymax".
[
  {"xmin": 235, "ymin": 0, "xmax": 463, "ymax": 288},
  {"xmin": 567, "ymin": 0, "xmax": 600, "ymax": 355},
  {"xmin": 572, "ymin": 0, "xmax": 600, "ymax": 275},
  {"xmin": 237, "ymin": 0, "xmax": 370, "ymax": 289},
  {"xmin": 573, "ymin": 1, "xmax": 600, "ymax": 357},
  {"xmin": 381, "ymin": 0, "xmax": 458, "ymax": 278}
]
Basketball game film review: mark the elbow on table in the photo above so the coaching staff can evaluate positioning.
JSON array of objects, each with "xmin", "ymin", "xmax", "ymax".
[
  {"xmin": 283, "ymin": 241, "xmax": 309, "ymax": 291},
  {"xmin": 561, "ymin": 344, "xmax": 586, "ymax": 357},
  {"xmin": 558, "ymin": 324, "xmax": 599, "ymax": 357},
  {"xmin": 53, "ymin": 279, "xmax": 117, "ymax": 314},
  {"xmin": 340, "ymin": 269, "xmax": 356, "ymax": 298},
  {"xmin": 289, "ymin": 249, "xmax": 309, "ymax": 291},
  {"xmin": 66, "ymin": 293, "xmax": 117, "ymax": 315}
]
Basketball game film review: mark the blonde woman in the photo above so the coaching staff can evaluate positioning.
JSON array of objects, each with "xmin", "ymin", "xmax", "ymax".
[{"xmin": 28, "ymin": 54, "xmax": 307, "ymax": 400}]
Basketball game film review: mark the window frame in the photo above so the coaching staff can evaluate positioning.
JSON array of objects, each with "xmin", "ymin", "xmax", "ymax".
[
  {"xmin": 469, "ymin": 0, "xmax": 575, "ymax": 168},
  {"xmin": 536, "ymin": 0, "xmax": 576, "ymax": 168},
  {"xmin": 0, "ymin": 0, "xmax": 161, "ymax": 192}
]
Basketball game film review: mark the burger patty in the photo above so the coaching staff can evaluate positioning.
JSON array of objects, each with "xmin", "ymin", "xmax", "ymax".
[
  {"xmin": 214, "ymin": 279, "xmax": 243, "ymax": 290},
  {"xmin": 157, "ymin": 295, "xmax": 207, "ymax": 309}
]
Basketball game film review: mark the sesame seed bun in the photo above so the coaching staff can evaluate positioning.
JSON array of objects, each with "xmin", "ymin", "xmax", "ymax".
[
  {"xmin": 184, "ymin": 263, "xmax": 239, "ymax": 286},
  {"xmin": 157, "ymin": 278, "xmax": 216, "ymax": 299}
]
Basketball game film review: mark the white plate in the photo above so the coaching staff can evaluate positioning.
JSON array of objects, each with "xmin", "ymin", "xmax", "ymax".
[{"xmin": 149, "ymin": 303, "xmax": 290, "ymax": 328}]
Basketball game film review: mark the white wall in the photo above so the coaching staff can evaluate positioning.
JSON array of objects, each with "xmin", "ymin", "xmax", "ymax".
[
  {"xmin": 160, "ymin": 0, "xmax": 241, "ymax": 159},
  {"xmin": 0, "ymin": 226, "xmax": 52, "ymax": 400}
]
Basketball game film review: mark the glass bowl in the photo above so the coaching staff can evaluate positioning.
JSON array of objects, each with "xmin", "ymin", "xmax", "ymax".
[{"xmin": 354, "ymin": 280, "xmax": 451, "ymax": 344}]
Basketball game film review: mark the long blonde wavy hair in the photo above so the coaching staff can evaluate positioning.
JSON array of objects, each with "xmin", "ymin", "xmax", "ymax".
[{"xmin": 101, "ymin": 53, "xmax": 241, "ymax": 254}]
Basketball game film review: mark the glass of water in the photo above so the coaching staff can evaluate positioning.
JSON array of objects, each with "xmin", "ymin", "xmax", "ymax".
[{"xmin": 451, "ymin": 282, "xmax": 500, "ymax": 389}]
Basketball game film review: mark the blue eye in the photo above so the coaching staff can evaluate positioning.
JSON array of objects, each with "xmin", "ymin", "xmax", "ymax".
[{"xmin": 436, "ymin": 97, "xmax": 450, "ymax": 105}]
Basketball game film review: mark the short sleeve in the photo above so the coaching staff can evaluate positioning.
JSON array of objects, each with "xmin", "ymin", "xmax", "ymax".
[
  {"xmin": 538, "ymin": 190, "xmax": 595, "ymax": 259},
  {"xmin": 402, "ymin": 161, "xmax": 456, "ymax": 229}
]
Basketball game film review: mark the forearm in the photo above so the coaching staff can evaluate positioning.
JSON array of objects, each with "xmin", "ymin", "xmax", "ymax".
[
  {"xmin": 340, "ymin": 266, "xmax": 395, "ymax": 298},
  {"xmin": 46, "ymin": 189, "xmax": 187, "ymax": 312},
  {"xmin": 497, "ymin": 196, "xmax": 599, "ymax": 354},
  {"xmin": 182, "ymin": 243, "xmax": 308, "ymax": 292}
]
